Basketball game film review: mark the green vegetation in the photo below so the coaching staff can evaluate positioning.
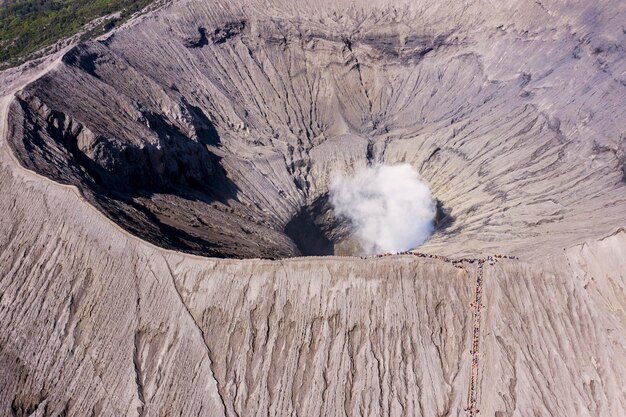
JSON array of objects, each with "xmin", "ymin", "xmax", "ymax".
[{"xmin": 0, "ymin": 0, "xmax": 154, "ymax": 68}]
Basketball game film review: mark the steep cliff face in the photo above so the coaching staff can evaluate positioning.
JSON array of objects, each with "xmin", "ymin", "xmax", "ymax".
[{"xmin": 1, "ymin": 0, "xmax": 625, "ymax": 416}]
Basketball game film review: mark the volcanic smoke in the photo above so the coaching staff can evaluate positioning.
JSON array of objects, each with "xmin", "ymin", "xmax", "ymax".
[{"xmin": 330, "ymin": 164, "xmax": 436, "ymax": 254}]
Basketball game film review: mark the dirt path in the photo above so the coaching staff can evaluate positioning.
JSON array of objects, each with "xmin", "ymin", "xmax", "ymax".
[
  {"xmin": 376, "ymin": 251, "xmax": 519, "ymax": 416},
  {"xmin": 466, "ymin": 260, "xmax": 485, "ymax": 416}
]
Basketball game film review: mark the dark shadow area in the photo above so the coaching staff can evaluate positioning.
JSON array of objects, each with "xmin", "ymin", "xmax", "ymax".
[
  {"xmin": 185, "ymin": 98, "xmax": 221, "ymax": 147},
  {"xmin": 284, "ymin": 194, "xmax": 351, "ymax": 256},
  {"xmin": 184, "ymin": 27, "xmax": 208, "ymax": 48},
  {"xmin": 62, "ymin": 47, "xmax": 100, "ymax": 79},
  {"xmin": 95, "ymin": 194, "xmax": 226, "ymax": 257},
  {"xmin": 284, "ymin": 208, "xmax": 335, "ymax": 256},
  {"xmin": 211, "ymin": 20, "xmax": 247, "ymax": 44},
  {"xmin": 183, "ymin": 22, "xmax": 246, "ymax": 48},
  {"xmin": 434, "ymin": 199, "xmax": 455, "ymax": 232}
]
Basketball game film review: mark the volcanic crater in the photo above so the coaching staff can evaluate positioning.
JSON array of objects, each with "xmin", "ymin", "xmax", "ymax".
[{"xmin": 5, "ymin": 0, "xmax": 626, "ymax": 262}]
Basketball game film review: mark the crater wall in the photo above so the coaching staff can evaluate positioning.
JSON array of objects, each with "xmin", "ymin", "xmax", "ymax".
[{"xmin": 6, "ymin": 0, "xmax": 626, "ymax": 258}]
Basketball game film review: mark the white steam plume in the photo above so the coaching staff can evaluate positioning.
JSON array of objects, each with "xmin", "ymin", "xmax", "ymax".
[{"xmin": 330, "ymin": 164, "xmax": 436, "ymax": 254}]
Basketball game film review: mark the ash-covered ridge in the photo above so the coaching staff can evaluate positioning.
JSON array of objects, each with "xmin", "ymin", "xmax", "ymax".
[{"xmin": 6, "ymin": 0, "xmax": 626, "ymax": 259}]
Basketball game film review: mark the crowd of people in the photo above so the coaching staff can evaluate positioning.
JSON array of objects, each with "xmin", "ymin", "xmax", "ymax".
[
  {"xmin": 363, "ymin": 251, "xmax": 520, "ymax": 267},
  {"xmin": 365, "ymin": 250, "xmax": 453, "ymax": 261},
  {"xmin": 466, "ymin": 262, "xmax": 485, "ymax": 416}
]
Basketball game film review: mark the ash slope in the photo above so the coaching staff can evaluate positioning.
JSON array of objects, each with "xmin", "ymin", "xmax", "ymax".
[
  {"xmin": 1, "ymin": 0, "xmax": 626, "ymax": 416},
  {"xmin": 6, "ymin": 0, "xmax": 626, "ymax": 258}
]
